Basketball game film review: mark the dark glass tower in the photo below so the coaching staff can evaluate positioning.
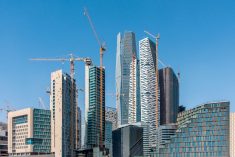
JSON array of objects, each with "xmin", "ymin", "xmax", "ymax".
[{"xmin": 159, "ymin": 67, "xmax": 179, "ymax": 125}]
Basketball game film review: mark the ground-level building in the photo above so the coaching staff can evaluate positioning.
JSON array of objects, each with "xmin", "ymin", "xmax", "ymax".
[
  {"xmin": 0, "ymin": 122, "xmax": 8, "ymax": 156},
  {"xmin": 112, "ymin": 123, "xmax": 143, "ymax": 157},
  {"xmin": 158, "ymin": 101, "xmax": 230, "ymax": 157},
  {"xmin": 8, "ymin": 108, "xmax": 51, "ymax": 156},
  {"xmin": 230, "ymin": 112, "xmax": 235, "ymax": 157}
]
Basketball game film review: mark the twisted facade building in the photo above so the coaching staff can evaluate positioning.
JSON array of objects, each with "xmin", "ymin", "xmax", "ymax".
[{"xmin": 139, "ymin": 37, "xmax": 158, "ymax": 154}]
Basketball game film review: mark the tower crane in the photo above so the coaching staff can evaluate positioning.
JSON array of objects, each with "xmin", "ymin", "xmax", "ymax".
[
  {"xmin": 0, "ymin": 105, "xmax": 16, "ymax": 121},
  {"xmin": 38, "ymin": 97, "xmax": 46, "ymax": 109},
  {"xmin": 30, "ymin": 54, "xmax": 92, "ymax": 156},
  {"xmin": 30, "ymin": 54, "xmax": 92, "ymax": 79},
  {"xmin": 84, "ymin": 7, "xmax": 106, "ymax": 148},
  {"xmin": 144, "ymin": 30, "xmax": 160, "ymax": 128}
]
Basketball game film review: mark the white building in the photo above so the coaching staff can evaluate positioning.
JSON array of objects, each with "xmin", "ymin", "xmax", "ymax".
[
  {"xmin": 128, "ymin": 58, "xmax": 141, "ymax": 124},
  {"xmin": 230, "ymin": 113, "xmax": 235, "ymax": 157},
  {"xmin": 8, "ymin": 108, "xmax": 51, "ymax": 156},
  {"xmin": 50, "ymin": 70, "xmax": 76, "ymax": 157},
  {"xmin": 139, "ymin": 37, "xmax": 159, "ymax": 154}
]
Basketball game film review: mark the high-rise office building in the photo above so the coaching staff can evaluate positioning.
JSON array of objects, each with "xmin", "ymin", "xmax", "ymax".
[
  {"xmin": 116, "ymin": 31, "xmax": 138, "ymax": 126},
  {"xmin": 230, "ymin": 112, "xmax": 235, "ymax": 157},
  {"xmin": 8, "ymin": 108, "xmax": 51, "ymax": 156},
  {"xmin": 158, "ymin": 101, "xmax": 230, "ymax": 156},
  {"xmin": 85, "ymin": 66, "xmax": 105, "ymax": 149},
  {"xmin": 159, "ymin": 67, "xmax": 179, "ymax": 125},
  {"xmin": 112, "ymin": 123, "xmax": 143, "ymax": 157},
  {"xmin": 139, "ymin": 37, "xmax": 158, "ymax": 149},
  {"xmin": 50, "ymin": 70, "xmax": 76, "ymax": 157},
  {"xmin": 76, "ymin": 107, "xmax": 82, "ymax": 150},
  {"xmin": 0, "ymin": 122, "xmax": 8, "ymax": 157},
  {"xmin": 105, "ymin": 107, "xmax": 117, "ymax": 130}
]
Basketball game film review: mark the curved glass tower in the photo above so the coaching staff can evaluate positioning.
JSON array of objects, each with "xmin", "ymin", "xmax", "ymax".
[{"xmin": 116, "ymin": 31, "xmax": 138, "ymax": 126}]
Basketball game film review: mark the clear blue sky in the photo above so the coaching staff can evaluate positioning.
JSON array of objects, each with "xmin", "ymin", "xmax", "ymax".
[{"xmin": 0, "ymin": 0, "xmax": 235, "ymax": 122}]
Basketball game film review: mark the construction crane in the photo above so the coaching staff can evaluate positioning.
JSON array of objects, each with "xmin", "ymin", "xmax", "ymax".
[
  {"xmin": 84, "ymin": 7, "xmax": 106, "ymax": 148},
  {"xmin": 144, "ymin": 30, "xmax": 160, "ymax": 128},
  {"xmin": 0, "ymin": 104, "xmax": 16, "ymax": 121},
  {"xmin": 30, "ymin": 54, "xmax": 92, "ymax": 156},
  {"xmin": 38, "ymin": 97, "xmax": 46, "ymax": 109},
  {"xmin": 30, "ymin": 54, "xmax": 92, "ymax": 79}
]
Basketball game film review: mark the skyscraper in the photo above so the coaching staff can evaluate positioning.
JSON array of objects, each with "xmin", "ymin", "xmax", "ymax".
[
  {"xmin": 159, "ymin": 67, "xmax": 179, "ymax": 125},
  {"xmin": 139, "ymin": 37, "xmax": 158, "ymax": 149},
  {"xmin": 50, "ymin": 70, "xmax": 76, "ymax": 157},
  {"xmin": 116, "ymin": 31, "xmax": 138, "ymax": 126},
  {"xmin": 8, "ymin": 108, "xmax": 51, "ymax": 156},
  {"xmin": 158, "ymin": 101, "xmax": 230, "ymax": 156},
  {"xmin": 85, "ymin": 66, "xmax": 105, "ymax": 149}
]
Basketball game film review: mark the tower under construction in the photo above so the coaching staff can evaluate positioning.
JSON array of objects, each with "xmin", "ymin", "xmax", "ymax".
[{"xmin": 85, "ymin": 66, "xmax": 105, "ymax": 149}]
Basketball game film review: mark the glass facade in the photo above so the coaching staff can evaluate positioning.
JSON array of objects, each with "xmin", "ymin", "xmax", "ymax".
[
  {"xmin": 32, "ymin": 109, "xmax": 51, "ymax": 153},
  {"xmin": 158, "ymin": 101, "xmax": 230, "ymax": 157},
  {"xmin": 116, "ymin": 32, "xmax": 139, "ymax": 126},
  {"xmin": 87, "ymin": 66, "xmax": 105, "ymax": 148},
  {"xmin": 159, "ymin": 67, "xmax": 179, "ymax": 125},
  {"xmin": 105, "ymin": 121, "xmax": 112, "ymax": 155},
  {"xmin": 112, "ymin": 124, "xmax": 143, "ymax": 157},
  {"xmin": 13, "ymin": 115, "xmax": 27, "ymax": 125}
]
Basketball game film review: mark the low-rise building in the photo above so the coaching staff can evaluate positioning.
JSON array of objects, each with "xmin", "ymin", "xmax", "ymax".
[
  {"xmin": 230, "ymin": 112, "xmax": 235, "ymax": 157},
  {"xmin": 158, "ymin": 101, "xmax": 230, "ymax": 157},
  {"xmin": 8, "ymin": 108, "xmax": 51, "ymax": 156},
  {"xmin": 0, "ymin": 122, "xmax": 8, "ymax": 156},
  {"xmin": 112, "ymin": 123, "xmax": 143, "ymax": 157},
  {"xmin": 156, "ymin": 124, "xmax": 177, "ymax": 154}
]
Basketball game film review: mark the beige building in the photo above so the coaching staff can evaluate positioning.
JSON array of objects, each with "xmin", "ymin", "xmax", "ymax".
[
  {"xmin": 8, "ymin": 108, "xmax": 51, "ymax": 156},
  {"xmin": 50, "ymin": 70, "xmax": 77, "ymax": 157},
  {"xmin": 231, "ymin": 112, "xmax": 235, "ymax": 157}
]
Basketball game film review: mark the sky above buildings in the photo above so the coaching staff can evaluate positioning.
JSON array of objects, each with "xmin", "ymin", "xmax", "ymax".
[{"xmin": 0, "ymin": 0, "xmax": 235, "ymax": 122}]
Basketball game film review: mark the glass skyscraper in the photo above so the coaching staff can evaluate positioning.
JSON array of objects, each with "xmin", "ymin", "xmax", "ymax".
[
  {"xmin": 159, "ymin": 67, "xmax": 179, "ymax": 125},
  {"xmin": 116, "ymin": 31, "xmax": 140, "ymax": 126},
  {"xmin": 158, "ymin": 101, "xmax": 230, "ymax": 157},
  {"xmin": 85, "ymin": 66, "xmax": 105, "ymax": 149}
]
